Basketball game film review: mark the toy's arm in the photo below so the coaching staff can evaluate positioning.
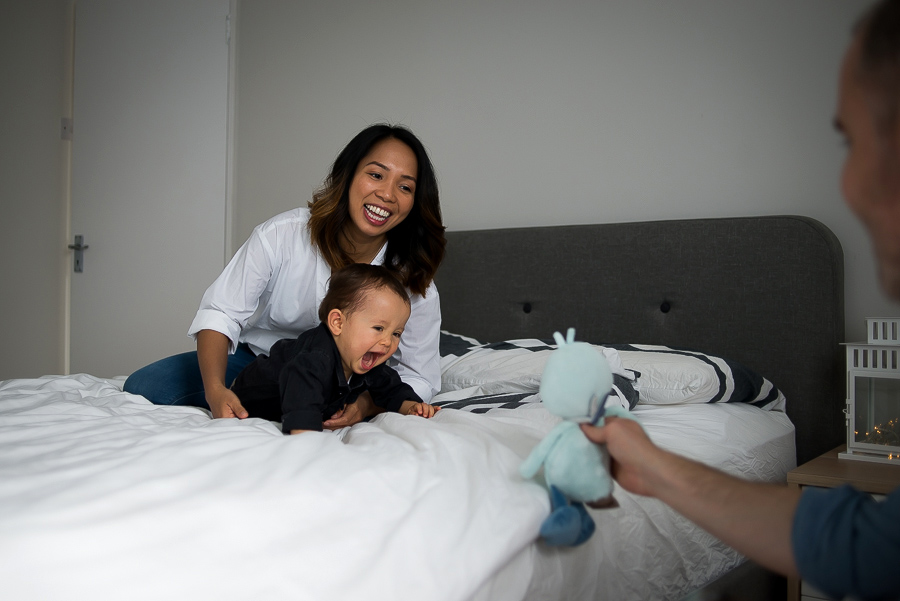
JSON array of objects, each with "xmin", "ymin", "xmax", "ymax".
[{"xmin": 520, "ymin": 423, "xmax": 570, "ymax": 479}]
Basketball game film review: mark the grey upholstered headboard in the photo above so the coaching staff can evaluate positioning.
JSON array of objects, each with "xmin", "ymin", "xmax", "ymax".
[{"xmin": 434, "ymin": 215, "xmax": 845, "ymax": 465}]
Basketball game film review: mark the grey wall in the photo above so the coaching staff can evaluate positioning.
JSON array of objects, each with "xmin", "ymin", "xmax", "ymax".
[
  {"xmin": 0, "ymin": 0, "xmax": 68, "ymax": 380},
  {"xmin": 234, "ymin": 0, "xmax": 887, "ymax": 343}
]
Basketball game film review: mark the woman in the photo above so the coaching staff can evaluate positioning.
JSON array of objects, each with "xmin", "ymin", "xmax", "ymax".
[{"xmin": 123, "ymin": 124, "xmax": 446, "ymax": 428}]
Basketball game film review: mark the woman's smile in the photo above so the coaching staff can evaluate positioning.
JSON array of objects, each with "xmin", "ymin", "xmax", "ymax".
[{"xmin": 364, "ymin": 203, "xmax": 392, "ymax": 225}]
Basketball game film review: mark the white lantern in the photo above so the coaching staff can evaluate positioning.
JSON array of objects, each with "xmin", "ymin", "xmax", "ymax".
[{"xmin": 840, "ymin": 318, "xmax": 900, "ymax": 464}]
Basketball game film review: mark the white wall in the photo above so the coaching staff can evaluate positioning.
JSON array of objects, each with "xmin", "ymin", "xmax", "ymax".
[
  {"xmin": 233, "ymin": 0, "xmax": 888, "ymax": 343},
  {"xmin": 0, "ymin": 0, "xmax": 69, "ymax": 380}
]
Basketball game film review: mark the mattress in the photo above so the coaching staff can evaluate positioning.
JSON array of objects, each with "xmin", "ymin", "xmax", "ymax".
[{"xmin": 0, "ymin": 365, "xmax": 794, "ymax": 601}]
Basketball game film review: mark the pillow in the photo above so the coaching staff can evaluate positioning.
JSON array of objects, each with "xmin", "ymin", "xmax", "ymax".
[
  {"xmin": 431, "ymin": 390, "xmax": 542, "ymax": 414},
  {"xmin": 439, "ymin": 330, "xmax": 484, "ymax": 366},
  {"xmin": 612, "ymin": 344, "xmax": 785, "ymax": 411},
  {"xmin": 438, "ymin": 335, "xmax": 639, "ymax": 409}
]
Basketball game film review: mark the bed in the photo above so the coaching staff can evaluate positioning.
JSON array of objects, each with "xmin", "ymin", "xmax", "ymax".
[{"xmin": 0, "ymin": 215, "xmax": 844, "ymax": 601}]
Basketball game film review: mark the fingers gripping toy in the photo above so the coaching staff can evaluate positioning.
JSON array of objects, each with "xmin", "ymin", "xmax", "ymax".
[{"xmin": 519, "ymin": 328, "xmax": 633, "ymax": 546}]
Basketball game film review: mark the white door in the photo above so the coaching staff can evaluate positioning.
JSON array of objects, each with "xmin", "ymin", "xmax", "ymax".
[{"xmin": 70, "ymin": 0, "xmax": 230, "ymax": 377}]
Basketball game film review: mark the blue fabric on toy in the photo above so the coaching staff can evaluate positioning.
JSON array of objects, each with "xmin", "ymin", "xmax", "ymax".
[
  {"xmin": 520, "ymin": 328, "xmax": 635, "ymax": 547},
  {"xmin": 540, "ymin": 485, "xmax": 596, "ymax": 546}
]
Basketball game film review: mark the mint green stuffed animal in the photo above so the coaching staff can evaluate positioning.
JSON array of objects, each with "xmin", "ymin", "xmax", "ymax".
[{"xmin": 519, "ymin": 328, "xmax": 633, "ymax": 546}]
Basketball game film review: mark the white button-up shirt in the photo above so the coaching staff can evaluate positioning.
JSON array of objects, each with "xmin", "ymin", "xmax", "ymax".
[{"xmin": 188, "ymin": 208, "xmax": 441, "ymax": 402}]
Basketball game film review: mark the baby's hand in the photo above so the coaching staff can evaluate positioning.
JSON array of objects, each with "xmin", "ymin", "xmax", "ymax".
[{"xmin": 405, "ymin": 402, "xmax": 440, "ymax": 418}]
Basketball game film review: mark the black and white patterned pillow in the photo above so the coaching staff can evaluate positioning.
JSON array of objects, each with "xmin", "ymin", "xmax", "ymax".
[
  {"xmin": 436, "ymin": 332, "xmax": 638, "ymax": 411},
  {"xmin": 611, "ymin": 344, "xmax": 785, "ymax": 411},
  {"xmin": 436, "ymin": 333, "xmax": 783, "ymax": 413},
  {"xmin": 439, "ymin": 331, "xmax": 484, "ymax": 363}
]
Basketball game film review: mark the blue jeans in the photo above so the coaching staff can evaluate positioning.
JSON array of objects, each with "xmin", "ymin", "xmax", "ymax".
[{"xmin": 122, "ymin": 344, "xmax": 257, "ymax": 409}]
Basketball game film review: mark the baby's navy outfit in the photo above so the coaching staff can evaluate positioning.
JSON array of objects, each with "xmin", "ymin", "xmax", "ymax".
[{"xmin": 231, "ymin": 323, "xmax": 421, "ymax": 432}]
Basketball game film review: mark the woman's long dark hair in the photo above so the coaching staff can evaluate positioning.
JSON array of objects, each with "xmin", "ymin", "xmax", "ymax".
[{"xmin": 308, "ymin": 124, "xmax": 446, "ymax": 297}]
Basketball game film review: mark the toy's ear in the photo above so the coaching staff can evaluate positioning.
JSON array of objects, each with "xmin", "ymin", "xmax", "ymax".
[
  {"xmin": 326, "ymin": 308, "xmax": 344, "ymax": 336},
  {"xmin": 553, "ymin": 331, "xmax": 566, "ymax": 346},
  {"xmin": 566, "ymin": 328, "xmax": 576, "ymax": 344}
]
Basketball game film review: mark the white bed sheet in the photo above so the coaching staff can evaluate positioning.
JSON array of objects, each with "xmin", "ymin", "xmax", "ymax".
[
  {"xmin": 0, "ymin": 374, "xmax": 795, "ymax": 601},
  {"xmin": 470, "ymin": 402, "xmax": 796, "ymax": 601},
  {"xmin": 0, "ymin": 375, "xmax": 547, "ymax": 601}
]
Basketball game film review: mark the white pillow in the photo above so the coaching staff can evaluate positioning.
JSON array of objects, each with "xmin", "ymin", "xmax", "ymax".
[
  {"xmin": 618, "ymin": 349, "xmax": 722, "ymax": 405},
  {"xmin": 616, "ymin": 344, "xmax": 785, "ymax": 411},
  {"xmin": 440, "ymin": 338, "xmax": 630, "ymax": 394}
]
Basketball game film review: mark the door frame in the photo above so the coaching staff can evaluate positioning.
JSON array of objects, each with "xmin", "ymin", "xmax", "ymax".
[{"xmin": 61, "ymin": 0, "xmax": 238, "ymax": 374}]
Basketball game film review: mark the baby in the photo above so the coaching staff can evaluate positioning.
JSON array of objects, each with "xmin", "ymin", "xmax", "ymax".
[{"xmin": 230, "ymin": 264, "xmax": 439, "ymax": 433}]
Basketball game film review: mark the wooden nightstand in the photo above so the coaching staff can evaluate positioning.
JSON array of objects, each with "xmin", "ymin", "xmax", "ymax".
[{"xmin": 785, "ymin": 444, "xmax": 900, "ymax": 601}]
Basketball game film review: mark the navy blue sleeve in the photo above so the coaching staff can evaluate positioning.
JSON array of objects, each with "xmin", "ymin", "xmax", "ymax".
[
  {"xmin": 278, "ymin": 351, "xmax": 332, "ymax": 433},
  {"xmin": 792, "ymin": 484, "xmax": 900, "ymax": 601},
  {"xmin": 367, "ymin": 364, "xmax": 422, "ymax": 413}
]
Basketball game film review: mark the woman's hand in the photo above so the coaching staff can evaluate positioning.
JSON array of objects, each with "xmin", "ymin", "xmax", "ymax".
[
  {"xmin": 322, "ymin": 391, "xmax": 383, "ymax": 430},
  {"xmin": 206, "ymin": 385, "xmax": 249, "ymax": 419}
]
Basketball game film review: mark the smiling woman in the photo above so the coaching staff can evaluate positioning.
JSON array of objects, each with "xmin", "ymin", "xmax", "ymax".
[{"xmin": 123, "ymin": 124, "xmax": 447, "ymax": 429}]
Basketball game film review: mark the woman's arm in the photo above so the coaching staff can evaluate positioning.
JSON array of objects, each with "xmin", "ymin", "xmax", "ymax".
[
  {"xmin": 189, "ymin": 226, "xmax": 278, "ymax": 353},
  {"xmin": 391, "ymin": 286, "xmax": 442, "ymax": 402},
  {"xmin": 197, "ymin": 329, "xmax": 248, "ymax": 419},
  {"xmin": 581, "ymin": 417, "xmax": 801, "ymax": 577}
]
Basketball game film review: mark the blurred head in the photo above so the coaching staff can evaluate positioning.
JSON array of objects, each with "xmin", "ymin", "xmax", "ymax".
[
  {"xmin": 837, "ymin": 0, "xmax": 900, "ymax": 300},
  {"xmin": 319, "ymin": 264, "xmax": 411, "ymax": 376},
  {"xmin": 854, "ymin": 0, "xmax": 900, "ymax": 138}
]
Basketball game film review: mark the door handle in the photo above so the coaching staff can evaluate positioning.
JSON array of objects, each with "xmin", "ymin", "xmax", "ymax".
[{"xmin": 68, "ymin": 235, "xmax": 89, "ymax": 273}]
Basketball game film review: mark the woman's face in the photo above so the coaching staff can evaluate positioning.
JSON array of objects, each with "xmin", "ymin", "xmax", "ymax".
[{"xmin": 345, "ymin": 137, "xmax": 418, "ymax": 247}]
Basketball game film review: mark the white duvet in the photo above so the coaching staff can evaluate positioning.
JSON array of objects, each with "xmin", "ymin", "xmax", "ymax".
[{"xmin": 0, "ymin": 373, "xmax": 795, "ymax": 601}]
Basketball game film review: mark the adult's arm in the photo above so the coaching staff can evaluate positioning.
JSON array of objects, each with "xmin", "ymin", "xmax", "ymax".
[
  {"xmin": 391, "ymin": 285, "xmax": 442, "ymax": 402},
  {"xmin": 188, "ymin": 223, "xmax": 276, "ymax": 354},
  {"xmin": 581, "ymin": 417, "xmax": 801, "ymax": 577},
  {"xmin": 188, "ymin": 218, "xmax": 279, "ymax": 419},
  {"xmin": 793, "ymin": 485, "xmax": 900, "ymax": 600},
  {"xmin": 197, "ymin": 329, "xmax": 248, "ymax": 419}
]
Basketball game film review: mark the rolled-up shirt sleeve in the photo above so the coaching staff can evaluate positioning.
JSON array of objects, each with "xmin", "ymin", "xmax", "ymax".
[
  {"xmin": 792, "ymin": 484, "xmax": 900, "ymax": 601},
  {"xmin": 391, "ymin": 284, "xmax": 442, "ymax": 403},
  {"xmin": 188, "ymin": 225, "xmax": 276, "ymax": 353}
]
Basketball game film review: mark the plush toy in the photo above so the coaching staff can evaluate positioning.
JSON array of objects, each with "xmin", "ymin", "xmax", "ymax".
[{"xmin": 519, "ymin": 328, "xmax": 633, "ymax": 546}]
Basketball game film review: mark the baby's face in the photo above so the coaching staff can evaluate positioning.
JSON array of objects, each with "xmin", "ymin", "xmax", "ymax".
[{"xmin": 335, "ymin": 287, "xmax": 411, "ymax": 377}]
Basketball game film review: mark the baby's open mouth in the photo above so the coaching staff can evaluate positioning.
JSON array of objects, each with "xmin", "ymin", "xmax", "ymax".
[{"xmin": 360, "ymin": 351, "xmax": 382, "ymax": 371}]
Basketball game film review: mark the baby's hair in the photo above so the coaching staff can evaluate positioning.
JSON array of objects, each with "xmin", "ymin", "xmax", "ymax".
[{"xmin": 318, "ymin": 264, "xmax": 411, "ymax": 322}]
